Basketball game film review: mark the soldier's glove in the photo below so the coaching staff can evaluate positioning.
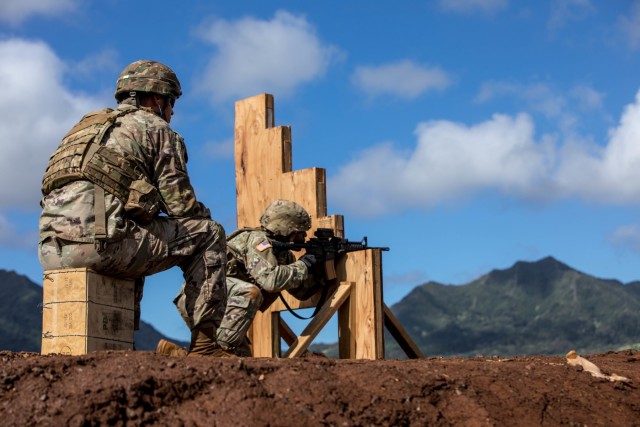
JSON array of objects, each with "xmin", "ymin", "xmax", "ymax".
[
  {"xmin": 299, "ymin": 254, "xmax": 317, "ymax": 268},
  {"xmin": 288, "ymin": 275, "xmax": 324, "ymax": 301}
]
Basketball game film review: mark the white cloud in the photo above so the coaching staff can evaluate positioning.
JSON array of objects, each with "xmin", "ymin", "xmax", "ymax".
[
  {"xmin": 329, "ymin": 88, "xmax": 640, "ymax": 216},
  {"xmin": 351, "ymin": 61, "xmax": 451, "ymax": 99},
  {"xmin": 330, "ymin": 113, "xmax": 554, "ymax": 215},
  {"xmin": 71, "ymin": 49, "xmax": 120, "ymax": 79},
  {"xmin": 552, "ymin": 92, "xmax": 640, "ymax": 202},
  {"xmin": 0, "ymin": 38, "xmax": 102, "ymax": 210},
  {"xmin": 202, "ymin": 138, "xmax": 234, "ymax": 159},
  {"xmin": 438, "ymin": 0, "xmax": 508, "ymax": 14},
  {"xmin": 476, "ymin": 81, "xmax": 566, "ymax": 118},
  {"xmin": 0, "ymin": 0, "xmax": 79, "ymax": 25},
  {"xmin": 609, "ymin": 224, "xmax": 640, "ymax": 253},
  {"xmin": 571, "ymin": 85, "xmax": 605, "ymax": 111},
  {"xmin": 476, "ymin": 81, "xmax": 605, "ymax": 134},
  {"xmin": 195, "ymin": 11, "xmax": 340, "ymax": 104},
  {"xmin": 619, "ymin": 1, "xmax": 640, "ymax": 49},
  {"xmin": 548, "ymin": 0, "xmax": 595, "ymax": 31}
]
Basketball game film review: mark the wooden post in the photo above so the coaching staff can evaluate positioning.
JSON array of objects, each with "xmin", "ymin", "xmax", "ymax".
[{"xmin": 235, "ymin": 93, "xmax": 420, "ymax": 359}]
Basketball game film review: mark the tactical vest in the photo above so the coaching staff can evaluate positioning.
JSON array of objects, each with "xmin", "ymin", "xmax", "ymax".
[
  {"xmin": 42, "ymin": 106, "xmax": 142, "ymax": 200},
  {"xmin": 41, "ymin": 106, "xmax": 162, "ymax": 247}
]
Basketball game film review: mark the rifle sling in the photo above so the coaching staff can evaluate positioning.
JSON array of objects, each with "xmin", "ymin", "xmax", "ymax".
[{"xmin": 278, "ymin": 284, "xmax": 330, "ymax": 320}]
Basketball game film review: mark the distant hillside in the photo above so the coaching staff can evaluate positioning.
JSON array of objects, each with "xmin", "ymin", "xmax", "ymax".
[
  {"xmin": 626, "ymin": 280, "xmax": 640, "ymax": 297},
  {"xmin": 0, "ymin": 270, "xmax": 43, "ymax": 352},
  {"xmin": 385, "ymin": 256, "xmax": 640, "ymax": 358},
  {"xmin": 0, "ymin": 269, "xmax": 187, "ymax": 352}
]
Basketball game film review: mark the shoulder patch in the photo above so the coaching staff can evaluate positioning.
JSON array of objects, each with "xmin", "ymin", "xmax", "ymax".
[{"xmin": 256, "ymin": 240, "xmax": 272, "ymax": 252}]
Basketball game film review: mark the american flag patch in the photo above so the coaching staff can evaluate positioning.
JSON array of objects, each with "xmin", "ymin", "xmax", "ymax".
[{"xmin": 256, "ymin": 240, "xmax": 272, "ymax": 252}]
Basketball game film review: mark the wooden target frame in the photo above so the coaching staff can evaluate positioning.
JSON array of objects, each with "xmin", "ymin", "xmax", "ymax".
[{"xmin": 235, "ymin": 94, "xmax": 422, "ymax": 359}]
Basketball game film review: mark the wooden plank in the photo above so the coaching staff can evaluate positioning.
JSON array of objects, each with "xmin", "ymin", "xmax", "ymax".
[
  {"xmin": 383, "ymin": 304, "xmax": 424, "ymax": 359},
  {"xmin": 41, "ymin": 336, "xmax": 133, "ymax": 355},
  {"xmin": 284, "ymin": 282, "xmax": 352, "ymax": 358},
  {"xmin": 249, "ymin": 308, "xmax": 277, "ymax": 357},
  {"xmin": 234, "ymin": 94, "xmax": 288, "ymax": 228},
  {"xmin": 338, "ymin": 289, "xmax": 354, "ymax": 358},
  {"xmin": 270, "ymin": 311, "xmax": 281, "ymax": 357},
  {"xmin": 337, "ymin": 250, "xmax": 384, "ymax": 359},
  {"xmin": 317, "ymin": 215, "xmax": 344, "ymax": 238},
  {"xmin": 278, "ymin": 317, "xmax": 297, "ymax": 347},
  {"xmin": 43, "ymin": 268, "xmax": 135, "ymax": 308},
  {"xmin": 234, "ymin": 94, "xmax": 342, "ymax": 235},
  {"xmin": 42, "ymin": 301, "xmax": 134, "ymax": 341}
]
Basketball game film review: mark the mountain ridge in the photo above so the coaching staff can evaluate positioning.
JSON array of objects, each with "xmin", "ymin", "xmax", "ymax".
[{"xmin": 384, "ymin": 256, "xmax": 640, "ymax": 358}]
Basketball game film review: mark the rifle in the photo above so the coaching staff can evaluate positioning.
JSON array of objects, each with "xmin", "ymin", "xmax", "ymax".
[
  {"xmin": 272, "ymin": 228, "xmax": 390, "ymax": 281},
  {"xmin": 270, "ymin": 228, "xmax": 389, "ymax": 319}
]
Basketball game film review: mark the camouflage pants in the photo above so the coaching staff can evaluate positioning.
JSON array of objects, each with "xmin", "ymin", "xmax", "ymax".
[
  {"xmin": 215, "ymin": 277, "xmax": 264, "ymax": 349},
  {"xmin": 39, "ymin": 217, "xmax": 227, "ymax": 331}
]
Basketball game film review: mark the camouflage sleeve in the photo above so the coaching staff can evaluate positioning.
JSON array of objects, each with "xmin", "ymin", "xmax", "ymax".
[
  {"xmin": 153, "ymin": 130, "xmax": 210, "ymax": 218},
  {"xmin": 244, "ymin": 233, "xmax": 309, "ymax": 293}
]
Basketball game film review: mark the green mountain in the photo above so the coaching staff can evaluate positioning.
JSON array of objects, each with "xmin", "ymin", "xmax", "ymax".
[
  {"xmin": 0, "ymin": 269, "xmax": 187, "ymax": 352},
  {"xmin": 626, "ymin": 280, "xmax": 640, "ymax": 297},
  {"xmin": 385, "ymin": 256, "xmax": 640, "ymax": 358}
]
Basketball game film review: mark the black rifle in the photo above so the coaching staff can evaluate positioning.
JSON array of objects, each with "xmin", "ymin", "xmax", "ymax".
[
  {"xmin": 270, "ymin": 228, "xmax": 389, "ymax": 319},
  {"xmin": 272, "ymin": 228, "xmax": 390, "ymax": 281}
]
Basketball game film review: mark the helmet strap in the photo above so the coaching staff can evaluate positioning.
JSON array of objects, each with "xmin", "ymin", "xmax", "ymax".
[
  {"xmin": 155, "ymin": 97, "xmax": 164, "ymax": 119},
  {"xmin": 129, "ymin": 91, "xmax": 139, "ymax": 107}
]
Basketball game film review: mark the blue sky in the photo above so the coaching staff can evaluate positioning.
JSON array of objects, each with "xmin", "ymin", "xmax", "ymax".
[{"xmin": 2, "ymin": 0, "xmax": 640, "ymax": 344}]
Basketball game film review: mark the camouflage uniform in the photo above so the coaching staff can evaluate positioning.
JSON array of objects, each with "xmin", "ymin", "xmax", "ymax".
[
  {"xmin": 203, "ymin": 200, "xmax": 318, "ymax": 350},
  {"xmin": 38, "ymin": 60, "xmax": 227, "ymax": 332},
  {"xmin": 213, "ymin": 228, "xmax": 316, "ymax": 348}
]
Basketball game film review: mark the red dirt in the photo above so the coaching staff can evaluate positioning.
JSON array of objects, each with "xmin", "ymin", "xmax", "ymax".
[{"xmin": 0, "ymin": 350, "xmax": 638, "ymax": 426}]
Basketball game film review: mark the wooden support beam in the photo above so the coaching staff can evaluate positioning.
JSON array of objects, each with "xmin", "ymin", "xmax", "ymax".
[
  {"xmin": 383, "ymin": 304, "xmax": 425, "ymax": 359},
  {"xmin": 251, "ymin": 307, "xmax": 280, "ymax": 357},
  {"xmin": 337, "ymin": 249, "xmax": 385, "ymax": 359},
  {"xmin": 284, "ymin": 282, "xmax": 353, "ymax": 358},
  {"xmin": 278, "ymin": 317, "xmax": 297, "ymax": 347}
]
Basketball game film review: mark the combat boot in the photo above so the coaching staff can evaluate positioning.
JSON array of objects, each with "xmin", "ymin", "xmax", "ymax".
[
  {"xmin": 188, "ymin": 326, "xmax": 236, "ymax": 358},
  {"xmin": 156, "ymin": 339, "xmax": 188, "ymax": 357},
  {"xmin": 218, "ymin": 337, "xmax": 252, "ymax": 357}
]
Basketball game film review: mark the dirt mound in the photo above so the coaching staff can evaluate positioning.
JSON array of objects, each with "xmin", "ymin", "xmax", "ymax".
[{"xmin": 0, "ymin": 350, "xmax": 638, "ymax": 426}]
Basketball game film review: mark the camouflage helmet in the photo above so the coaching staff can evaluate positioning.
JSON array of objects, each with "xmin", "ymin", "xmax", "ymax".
[
  {"xmin": 114, "ymin": 60, "xmax": 182, "ymax": 101},
  {"xmin": 260, "ymin": 199, "xmax": 311, "ymax": 237}
]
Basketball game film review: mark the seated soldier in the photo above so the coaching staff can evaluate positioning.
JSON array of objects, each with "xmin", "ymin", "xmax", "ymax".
[
  {"xmin": 39, "ymin": 60, "xmax": 229, "ymax": 357},
  {"xmin": 158, "ymin": 199, "xmax": 320, "ymax": 356}
]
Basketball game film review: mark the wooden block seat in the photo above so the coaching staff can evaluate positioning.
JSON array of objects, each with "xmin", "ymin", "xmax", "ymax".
[{"xmin": 41, "ymin": 268, "xmax": 135, "ymax": 355}]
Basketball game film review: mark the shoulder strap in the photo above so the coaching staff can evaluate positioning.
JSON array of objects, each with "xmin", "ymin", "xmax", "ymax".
[{"xmin": 226, "ymin": 227, "xmax": 262, "ymax": 241}]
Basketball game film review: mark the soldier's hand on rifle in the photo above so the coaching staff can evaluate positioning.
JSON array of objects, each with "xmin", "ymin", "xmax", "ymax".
[{"xmin": 299, "ymin": 253, "xmax": 317, "ymax": 268}]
